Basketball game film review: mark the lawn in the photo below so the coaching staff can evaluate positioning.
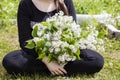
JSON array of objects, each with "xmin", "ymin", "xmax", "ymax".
[
  {"xmin": 0, "ymin": 0, "xmax": 120, "ymax": 80},
  {"xmin": 0, "ymin": 26, "xmax": 120, "ymax": 80}
]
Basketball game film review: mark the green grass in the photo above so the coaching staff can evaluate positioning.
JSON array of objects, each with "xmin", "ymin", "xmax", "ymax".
[
  {"xmin": 0, "ymin": 26, "xmax": 120, "ymax": 80},
  {"xmin": 73, "ymin": 0, "xmax": 120, "ymax": 15},
  {"xmin": 0, "ymin": 0, "xmax": 120, "ymax": 79}
]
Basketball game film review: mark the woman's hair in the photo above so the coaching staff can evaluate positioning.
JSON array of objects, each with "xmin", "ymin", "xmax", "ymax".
[{"xmin": 54, "ymin": 0, "xmax": 69, "ymax": 15}]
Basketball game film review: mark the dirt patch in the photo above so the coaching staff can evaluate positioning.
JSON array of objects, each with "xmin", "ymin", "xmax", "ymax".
[
  {"xmin": 114, "ymin": 52, "xmax": 120, "ymax": 60},
  {"xmin": 107, "ymin": 50, "xmax": 120, "ymax": 60}
]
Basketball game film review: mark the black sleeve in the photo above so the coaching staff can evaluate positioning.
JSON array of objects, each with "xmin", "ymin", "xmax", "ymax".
[
  {"xmin": 17, "ymin": 0, "xmax": 38, "ymax": 58},
  {"xmin": 65, "ymin": 0, "xmax": 77, "ymax": 22}
]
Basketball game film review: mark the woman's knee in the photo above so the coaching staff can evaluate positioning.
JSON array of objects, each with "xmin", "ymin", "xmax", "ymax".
[
  {"xmin": 2, "ymin": 51, "xmax": 15, "ymax": 67},
  {"xmin": 2, "ymin": 50, "xmax": 25, "ymax": 74},
  {"xmin": 90, "ymin": 52, "xmax": 104, "ymax": 73},
  {"xmin": 2, "ymin": 53, "xmax": 14, "ymax": 74},
  {"xmin": 80, "ymin": 49, "xmax": 104, "ymax": 73},
  {"xmin": 94, "ymin": 54, "xmax": 104, "ymax": 72}
]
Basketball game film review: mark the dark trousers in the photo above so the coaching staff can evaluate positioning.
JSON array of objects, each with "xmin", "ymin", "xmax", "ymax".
[{"xmin": 2, "ymin": 49, "xmax": 104, "ymax": 76}]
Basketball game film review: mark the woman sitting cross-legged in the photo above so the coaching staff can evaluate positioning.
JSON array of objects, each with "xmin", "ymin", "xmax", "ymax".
[{"xmin": 2, "ymin": 0, "xmax": 104, "ymax": 76}]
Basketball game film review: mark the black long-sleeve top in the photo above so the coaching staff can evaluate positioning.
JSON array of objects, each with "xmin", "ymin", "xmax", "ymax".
[{"xmin": 17, "ymin": 0, "xmax": 76, "ymax": 58}]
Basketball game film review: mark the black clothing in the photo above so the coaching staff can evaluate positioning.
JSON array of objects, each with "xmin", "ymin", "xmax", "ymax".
[
  {"xmin": 2, "ymin": 0, "xmax": 104, "ymax": 76},
  {"xmin": 17, "ymin": 0, "xmax": 76, "ymax": 58},
  {"xmin": 2, "ymin": 49, "xmax": 104, "ymax": 76}
]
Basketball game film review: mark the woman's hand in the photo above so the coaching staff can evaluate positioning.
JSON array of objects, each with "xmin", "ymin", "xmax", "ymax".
[
  {"xmin": 42, "ymin": 57, "xmax": 67, "ymax": 76},
  {"xmin": 46, "ymin": 61, "xmax": 67, "ymax": 76}
]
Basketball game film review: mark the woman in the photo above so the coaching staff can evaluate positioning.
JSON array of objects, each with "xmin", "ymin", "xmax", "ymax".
[{"xmin": 2, "ymin": 0, "xmax": 104, "ymax": 76}]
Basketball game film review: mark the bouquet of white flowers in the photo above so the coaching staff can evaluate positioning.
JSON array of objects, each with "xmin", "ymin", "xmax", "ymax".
[{"xmin": 26, "ymin": 11, "xmax": 104, "ymax": 65}]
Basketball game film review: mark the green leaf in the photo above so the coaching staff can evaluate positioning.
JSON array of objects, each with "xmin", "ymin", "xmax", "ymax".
[
  {"xmin": 75, "ymin": 49, "xmax": 80, "ymax": 60},
  {"xmin": 41, "ymin": 22, "xmax": 48, "ymax": 26},
  {"xmin": 97, "ymin": 31, "xmax": 105, "ymax": 38},
  {"xmin": 48, "ymin": 54, "xmax": 53, "ymax": 62},
  {"xmin": 38, "ymin": 52, "xmax": 46, "ymax": 59},
  {"xmin": 36, "ymin": 40, "xmax": 45, "ymax": 48},
  {"xmin": 32, "ymin": 25, "xmax": 38, "ymax": 37},
  {"xmin": 53, "ymin": 26, "xmax": 58, "ymax": 32},
  {"xmin": 81, "ymin": 31, "xmax": 90, "ymax": 39},
  {"xmin": 43, "ymin": 47, "xmax": 47, "ymax": 52},
  {"xmin": 45, "ymin": 41, "xmax": 51, "ymax": 47},
  {"xmin": 61, "ymin": 37, "xmax": 66, "ymax": 41},
  {"xmin": 25, "ymin": 40, "xmax": 35, "ymax": 49},
  {"xmin": 62, "ymin": 30, "xmax": 69, "ymax": 35},
  {"xmin": 50, "ymin": 25, "xmax": 58, "ymax": 33},
  {"xmin": 49, "ymin": 21, "xmax": 58, "ymax": 33}
]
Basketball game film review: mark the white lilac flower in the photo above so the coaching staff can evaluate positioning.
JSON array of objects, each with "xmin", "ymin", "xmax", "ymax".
[
  {"xmin": 64, "ymin": 16, "xmax": 73, "ymax": 23},
  {"xmin": 55, "ymin": 21, "xmax": 62, "ymax": 27},
  {"xmin": 49, "ymin": 48, "xmax": 54, "ymax": 53},
  {"xmin": 37, "ymin": 30, "xmax": 43, "ymax": 37},
  {"xmin": 58, "ymin": 54, "xmax": 66, "ymax": 62},
  {"xmin": 87, "ymin": 43, "xmax": 96, "ymax": 50},
  {"xmin": 101, "ymin": 46, "xmax": 105, "ymax": 52},
  {"xmin": 51, "ymin": 36, "xmax": 59, "ymax": 41},
  {"xmin": 37, "ymin": 25, "xmax": 47, "ymax": 37},
  {"xmin": 69, "ymin": 45, "xmax": 77, "ymax": 53},
  {"xmin": 58, "ymin": 11, "xmax": 64, "ymax": 16},
  {"xmin": 79, "ymin": 44, "xmax": 87, "ymax": 49},
  {"xmin": 97, "ymin": 46, "xmax": 105, "ymax": 52},
  {"xmin": 61, "ymin": 53, "xmax": 71, "ymax": 62},
  {"xmin": 54, "ymin": 47, "xmax": 61, "ymax": 54},
  {"xmin": 79, "ymin": 41, "xmax": 87, "ymax": 49},
  {"xmin": 51, "ymin": 41, "xmax": 58, "ymax": 48},
  {"xmin": 43, "ymin": 33, "xmax": 50, "ymax": 40},
  {"xmin": 71, "ymin": 56, "xmax": 76, "ymax": 61},
  {"xmin": 51, "ymin": 41, "xmax": 62, "ymax": 48},
  {"xmin": 66, "ymin": 57, "xmax": 72, "ymax": 61},
  {"xmin": 45, "ymin": 41, "xmax": 51, "ymax": 47},
  {"xmin": 61, "ymin": 42, "xmax": 69, "ymax": 48},
  {"xmin": 98, "ymin": 39, "xmax": 104, "ymax": 44},
  {"xmin": 66, "ymin": 55, "xmax": 76, "ymax": 61},
  {"xmin": 26, "ymin": 11, "xmax": 105, "ymax": 65},
  {"xmin": 71, "ymin": 25, "xmax": 81, "ymax": 37},
  {"xmin": 94, "ymin": 31, "xmax": 99, "ymax": 36},
  {"xmin": 52, "ymin": 32, "xmax": 61, "ymax": 37},
  {"xmin": 87, "ymin": 35, "xmax": 97, "ymax": 44},
  {"xmin": 51, "ymin": 32, "xmax": 61, "ymax": 41},
  {"xmin": 33, "ymin": 37, "xmax": 41, "ymax": 44},
  {"xmin": 78, "ymin": 39, "xmax": 87, "ymax": 49}
]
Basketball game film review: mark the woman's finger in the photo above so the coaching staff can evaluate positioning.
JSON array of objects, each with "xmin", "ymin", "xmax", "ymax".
[
  {"xmin": 56, "ymin": 68, "xmax": 64, "ymax": 75},
  {"xmin": 52, "ymin": 68, "xmax": 64, "ymax": 75},
  {"xmin": 51, "ymin": 71, "xmax": 55, "ymax": 75},
  {"xmin": 54, "ymin": 70, "xmax": 60, "ymax": 75},
  {"xmin": 59, "ymin": 67, "xmax": 67, "ymax": 74}
]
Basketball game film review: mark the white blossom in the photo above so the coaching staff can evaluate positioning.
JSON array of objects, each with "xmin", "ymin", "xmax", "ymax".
[
  {"xmin": 69, "ymin": 45, "xmax": 77, "ymax": 53},
  {"xmin": 54, "ymin": 47, "xmax": 61, "ymax": 54},
  {"xmin": 49, "ymin": 48, "xmax": 54, "ymax": 53},
  {"xmin": 61, "ymin": 42, "xmax": 69, "ymax": 48},
  {"xmin": 33, "ymin": 37, "xmax": 41, "ymax": 44},
  {"xmin": 27, "ymin": 11, "xmax": 105, "ymax": 65},
  {"xmin": 58, "ymin": 53, "xmax": 67, "ymax": 62}
]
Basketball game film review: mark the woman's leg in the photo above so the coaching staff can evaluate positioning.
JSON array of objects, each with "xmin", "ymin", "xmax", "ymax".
[
  {"xmin": 64, "ymin": 49, "xmax": 104, "ymax": 76},
  {"xmin": 2, "ymin": 50, "xmax": 50, "ymax": 75}
]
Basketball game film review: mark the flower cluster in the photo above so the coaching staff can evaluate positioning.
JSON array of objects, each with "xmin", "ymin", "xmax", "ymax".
[
  {"xmin": 79, "ymin": 26, "xmax": 105, "ymax": 51},
  {"xmin": 26, "ymin": 11, "xmax": 105, "ymax": 64}
]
